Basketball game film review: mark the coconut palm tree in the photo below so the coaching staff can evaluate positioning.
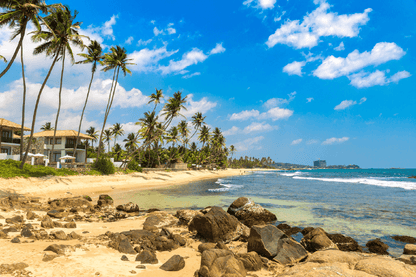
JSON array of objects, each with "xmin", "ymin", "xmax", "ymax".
[
  {"xmin": 0, "ymin": 55, "xmax": 6, "ymax": 63},
  {"xmin": 198, "ymin": 125, "xmax": 210, "ymax": 148},
  {"xmin": 40, "ymin": 122, "xmax": 54, "ymax": 131},
  {"xmin": 73, "ymin": 40, "xmax": 103, "ymax": 157},
  {"xmin": 189, "ymin": 112, "xmax": 206, "ymax": 140},
  {"xmin": 230, "ymin": 145, "xmax": 236, "ymax": 159},
  {"xmin": 97, "ymin": 46, "xmax": 134, "ymax": 158},
  {"xmin": 161, "ymin": 91, "xmax": 187, "ymax": 129},
  {"xmin": 86, "ymin": 126, "xmax": 98, "ymax": 148},
  {"xmin": 103, "ymin": 129, "xmax": 112, "ymax": 153},
  {"xmin": 32, "ymin": 6, "xmax": 85, "ymax": 162},
  {"xmin": 178, "ymin": 120, "xmax": 189, "ymax": 148},
  {"xmin": 123, "ymin": 132, "xmax": 139, "ymax": 154},
  {"xmin": 113, "ymin": 143, "xmax": 122, "ymax": 161},
  {"xmin": 148, "ymin": 88, "xmax": 164, "ymax": 113},
  {"xmin": 111, "ymin": 123, "xmax": 124, "ymax": 147}
]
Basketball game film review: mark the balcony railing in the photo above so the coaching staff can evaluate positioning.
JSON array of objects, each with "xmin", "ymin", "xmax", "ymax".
[
  {"xmin": 65, "ymin": 144, "xmax": 86, "ymax": 149},
  {"xmin": 0, "ymin": 137, "xmax": 21, "ymax": 144}
]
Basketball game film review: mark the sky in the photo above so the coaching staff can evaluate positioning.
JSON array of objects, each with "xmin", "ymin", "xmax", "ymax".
[{"xmin": 0, "ymin": 0, "xmax": 415, "ymax": 168}]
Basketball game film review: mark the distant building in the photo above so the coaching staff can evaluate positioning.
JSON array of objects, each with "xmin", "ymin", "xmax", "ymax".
[{"xmin": 314, "ymin": 159, "xmax": 326, "ymax": 168}]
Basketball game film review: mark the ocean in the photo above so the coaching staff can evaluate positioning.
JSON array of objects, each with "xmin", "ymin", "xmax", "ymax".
[{"xmin": 117, "ymin": 168, "xmax": 416, "ymax": 256}]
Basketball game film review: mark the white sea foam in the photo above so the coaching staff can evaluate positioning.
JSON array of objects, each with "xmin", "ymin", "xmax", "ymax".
[
  {"xmin": 280, "ymin": 171, "xmax": 303, "ymax": 177},
  {"xmin": 208, "ymin": 182, "xmax": 243, "ymax": 192},
  {"xmin": 293, "ymin": 176, "xmax": 416, "ymax": 190}
]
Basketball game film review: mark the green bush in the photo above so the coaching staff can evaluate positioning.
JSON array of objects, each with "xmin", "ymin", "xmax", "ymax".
[
  {"xmin": 92, "ymin": 156, "xmax": 115, "ymax": 175},
  {"xmin": 0, "ymin": 159, "xmax": 78, "ymax": 178},
  {"xmin": 127, "ymin": 160, "xmax": 143, "ymax": 172}
]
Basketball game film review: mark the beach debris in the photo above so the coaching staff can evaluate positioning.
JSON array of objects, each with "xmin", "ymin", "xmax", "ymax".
[
  {"xmin": 248, "ymin": 225, "xmax": 308, "ymax": 265},
  {"xmin": 196, "ymin": 249, "xmax": 246, "ymax": 277},
  {"xmin": 301, "ymin": 227, "xmax": 338, "ymax": 252},
  {"xmin": 365, "ymin": 238, "xmax": 389, "ymax": 255},
  {"xmin": 404, "ymin": 244, "xmax": 416, "ymax": 255},
  {"xmin": 176, "ymin": 209, "xmax": 203, "ymax": 225},
  {"xmin": 160, "ymin": 255, "xmax": 185, "ymax": 271},
  {"xmin": 327, "ymin": 233, "xmax": 363, "ymax": 252},
  {"xmin": 116, "ymin": 202, "xmax": 140, "ymax": 213},
  {"xmin": 236, "ymin": 252, "xmax": 263, "ymax": 271},
  {"xmin": 189, "ymin": 206, "xmax": 249, "ymax": 243},
  {"xmin": 227, "ymin": 197, "xmax": 277, "ymax": 227},
  {"xmin": 135, "ymin": 250, "xmax": 158, "ymax": 264}
]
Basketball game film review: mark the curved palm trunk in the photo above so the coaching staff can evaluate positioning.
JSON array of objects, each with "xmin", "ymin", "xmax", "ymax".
[
  {"xmin": 0, "ymin": 24, "xmax": 26, "ymax": 79},
  {"xmin": 19, "ymin": 42, "xmax": 27, "ymax": 161},
  {"xmin": 20, "ymin": 48, "xmax": 61, "ymax": 169},
  {"xmin": 97, "ymin": 68, "xmax": 117, "ymax": 158},
  {"xmin": 50, "ymin": 49, "xmax": 66, "ymax": 163},
  {"xmin": 74, "ymin": 65, "xmax": 96, "ymax": 161}
]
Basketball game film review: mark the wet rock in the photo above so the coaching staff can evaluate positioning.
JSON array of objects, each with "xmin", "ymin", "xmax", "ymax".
[
  {"xmin": 366, "ymin": 238, "xmax": 389, "ymax": 255},
  {"xmin": 237, "ymin": 252, "xmax": 263, "ymax": 271},
  {"xmin": 176, "ymin": 209, "xmax": 204, "ymax": 225},
  {"xmin": 43, "ymin": 253, "xmax": 59, "ymax": 262},
  {"xmin": 97, "ymin": 195, "xmax": 113, "ymax": 206},
  {"xmin": 277, "ymin": 223, "xmax": 302, "ymax": 237},
  {"xmin": 404, "ymin": 244, "xmax": 416, "ymax": 255},
  {"xmin": 135, "ymin": 250, "xmax": 158, "ymax": 264},
  {"xmin": 189, "ymin": 206, "xmax": 247, "ymax": 243},
  {"xmin": 116, "ymin": 202, "xmax": 139, "ymax": 213},
  {"xmin": 11, "ymin": 237, "xmax": 20, "ymax": 243},
  {"xmin": 301, "ymin": 227, "xmax": 338, "ymax": 252},
  {"xmin": 147, "ymin": 208, "xmax": 160, "ymax": 213},
  {"xmin": 50, "ymin": 230, "xmax": 67, "ymax": 240},
  {"xmin": 64, "ymin": 222, "xmax": 76, "ymax": 228},
  {"xmin": 327, "ymin": 233, "xmax": 363, "ymax": 252},
  {"xmin": 227, "ymin": 197, "xmax": 277, "ymax": 227},
  {"xmin": 121, "ymin": 255, "xmax": 129, "ymax": 261},
  {"xmin": 160, "ymin": 255, "xmax": 185, "ymax": 271},
  {"xmin": 5, "ymin": 215, "xmax": 23, "ymax": 224},
  {"xmin": 21, "ymin": 228, "xmax": 33, "ymax": 238},
  {"xmin": 392, "ymin": 235, "xmax": 416, "ymax": 244},
  {"xmin": 44, "ymin": 244, "xmax": 70, "ymax": 254},
  {"xmin": 0, "ymin": 263, "xmax": 29, "ymax": 275},
  {"xmin": 355, "ymin": 256, "xmax": 416, "ymax": 277}
]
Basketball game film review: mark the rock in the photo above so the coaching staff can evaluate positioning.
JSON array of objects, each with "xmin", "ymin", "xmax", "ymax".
[
  {"xmin": 300, "ymin": 227, "xmax": 338, "ymax": 252},
  {"xmin": 216, "ymin": 241, "xmax": 230, "ymax": 250},
  {"xmin": 136, "ymin": 265, "xmax": 146, "ymax": 269},
  {"xmin": 200, "ymin": 251, "xmax": 247, "ymax": 277},
  {"xmin": 64, "ymin": 222, "xmax": 77, "ymax": 228},
  {"xmin": 135, "ymin": 250, "xmax": 158, "ymax": 264},
  {"xmin": 278, "ymin": 262, "xmax": 372, "ymax": 277},
  {"xmin": 41, "ymin": 217, "xmax": 55, "ymax": 229},
  {"xmin": 83, "ymin": 195, "xmax": 92, "ymax": 202},
  {"xmin": 11, "ymin": 237, "xmax": 20, "ymax": 243},
  {"xmin": 152, "ymin": 237, "xmax": 179, "ymax": 251},
  {"xmin": 0, "ymin": 231, "xmax": 7, "ymax": 239},
  {"xmin": 50, "ymin": 230, "xmax": 67, "ymax": 240},
  {"xmin": 199, "ymin": 243, "xmax": 217, "ymax": 253},
  {"xmin": 49, "ymin": 197, "xmax": 92, "ymax": 211},
  {"xmin": 237, "ymin": 252, "xmax": 263, "ymax": 271},
  {"xmin": 227, "ymin": 197, "xmax": 277, "ymax": 227},
  {"xmin": 143, "ymin": 211, "xmax": 179, "ymax": 230},
  {"xmin": 189, "ymin": 206, "xmax": 246, "ymax": 243},
  {"xmin": 26, "ymin": 211, "xmax": 37, "ymax": 220},
  {"xmin": 116, "ymin": 202, "xmax": 140, "ymax": 213},
  {"xmin": 392, "ymin": 235, "xmax": 416, "ymax": 244},
  {"xmin": 277, "ymin": 224, "xmax": 302, "ymax": 237},
  {"xmin": 108, "ymin": 233, "xmax": 136, "ymax": 254},
  {"xmin": 176, "ymin": 209, "xmax": 204, "ymax": 225},
  {"xmin": 404, "ymin": 244, "xmax": 416, "ymax": 255},
  {"xmin": 53, "ymin": 221, "xmax": 63, "ymax": 228},
  {"xmin": 121, "ymin": 255, "xmax": 129, "ymax": 261},
  {"xmin": 398, "ymin": 255, "xmax": 416, "ymax": 265},
  {"xmin": 327, "ymin": 233, "xmax": 363, "ymax": 252},
  {"xmin": 301, "ymin": 227, "xmax": 315, "ymax": 236},
  {"xmin": 97, "ymin": 194, "xmax": 113, "ymax": 206},
  {"xmin": 0, "ymin": 263, "xmax": 29, "ymax": 275},
  {"xmin": 147, "ymin": 208, "xmax": 160, "ymax": 213},
  {"xmin": 43, "ymin": 253, "xmax": 59, "ymax": 262},
  {"xmin": 21, "ymin": 228, "xmax": 33, "ymax": 238},
  {"xmin": 120, "ymin": 229, "xmax": 155, "ymax": 244},
  {"xmin": 160, "ymin": 255, "xmax": 185, "ymax": 271},
  {"xmin": 307, "ymin": 249, "xmax": 362, "ymax": 267},
  {"xmin": 44, "ymin": 244, "xmax": 70, "ymax": 255},
  {"xmin": 171, "ymin": 234, "xmax": 186, "ymax": 246},
  {"xmin": 355, "ymin": 256, "xmax": 416, "ymax": 277},
  {"xmin": 5, "ymin": 215, "xmax": 23, "ymax": 224},
  {"xmin": 68, "ymin": 231, "xmax": 81, "ymax": 240},
  {"xmin": 366, "ymin": 238, "xmax": 389, "ymax": 255},
  {"xmin": 47, "ymin": 209, "xmax": 68, "ymax": 219}
]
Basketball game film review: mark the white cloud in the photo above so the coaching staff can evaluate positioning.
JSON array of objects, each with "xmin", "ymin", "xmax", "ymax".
[
  {"xmin": 234, "ymin": 136, "xmax": 265, "ymax": 151},
  {"xmin": 167, "ymin": 27, "xmax": 177, "ymax": 35},
  {"xmin": 264, "ymin": 92, "xmax": 296, "ymax": 108},
  {"xmin": 223, "ymin": 126, "xmax": 240, "ymax": 136},
  {"xmin": 182, "ymin": 72, "xmax": 201, "ymax": 79},
  {"xmin": 182, "ymin": 94, "xmax": 217, "ymax": 118},
  {"xmin": 334, "ymin": 41, "xmax": 345, "ymax": 51},
  {"xmin": 102, "ymin": 15, "xmax": 118, "ymax": 40},
  {"xmin": 129, "ymin": 46, "xmax": 178, "ymax": 72},
  {"xmin": 153, "ymin": 27, "xmax": 164, "ymax": 36},
  {"xmin": 334, "ymin": 100, "xmax": 357, "ymax": 110},
  {"xmin": 137, "ymin": 39, "xmax": 153, "ymax": 46},
  {"xmin": 210, "ymin": 43, "xmax": 226, "ymax": 55},
  {"xmin": 125, "ymin": 36, "xmax": 134, "ymax": 45},
  {"xmin": 306, "ymin": 97, "xmax": 314, "ymax": 103},
  {"xmin": 230, "ymin": 107, "xmax": 293, "ymax": 121},
  {"xmin": 322, "ymin": 137, "xmax": 349, "ymax": 145},
  {"xmin": 307, "ymin": 139, "xmax": 319, "ymax": 145},
  {"xmin": 348, "ymin": 69, "xmax": 410, "ymax": 88},
  {"xmin": 291, "ymin": 139, "xmax": 302, "ymax": 145},
  {"xmin": 266, "ymin": 1, "xmax": 371, "ymax": 49},
  {"xmin": 230, "ymin": 109, "xmax": 260, "ymax": 120},
  {"xmin": 390, "ymin": 70, "xmax": 411, "ymax": 83},
  {"xmin": 314, "ymin": 42, "xmax": 406, "ymax": 79},
  {"xmin": 274, "ymin": 10, "xmax": 286, "ymax": 22},
  {"xmin": 359, "ymin": 97, "xmax": 367, "ymax": 104},
  {"xmin": 283, "ymin": 61, "xmax": 306, "ymax": 76},
  {"xmin": 159, "ymin": 48, "xmax": 208, "ymax": 75},
  {"xmin": 243, "ymin": 0, "xmax": 277, "ymax": 10},
  {"xmin": 243, "ymin": 122, "xmax": 277, "ymax": 133}
]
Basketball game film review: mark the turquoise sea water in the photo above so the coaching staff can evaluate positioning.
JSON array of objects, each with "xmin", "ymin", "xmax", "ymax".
[{"xmin": 117, "ymin": 169, "xmax": 416, "ymax": 256}]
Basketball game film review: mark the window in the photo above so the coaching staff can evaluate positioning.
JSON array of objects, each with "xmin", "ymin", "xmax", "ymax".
[
  {"xmin": 53, "ymin": 152, "xmax": 61, "ymax": 162},
  {"xmin": 2, "ymin": 130, "xmax": 11, "ymax": 138},
  {"xmin": 51, "ymin": 138, "xmax": 61, "ymax": 144}
]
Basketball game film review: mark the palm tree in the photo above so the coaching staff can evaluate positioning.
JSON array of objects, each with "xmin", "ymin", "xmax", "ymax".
[
  {"xmin": 148, "ymin": 88, "xmax": 164, "ymax": 112},
  {"xmin": 178, "ymin": 120, "xmax": 189, "ymax": 148},
  {"xmin": 0, "ymin": 55, "xmax": 6, "ymax": 63},
  {"xmin": 73, "ymin": 40, "xmax": 103, "ymax": 157},
  {"xmin": 103, "ymin": 129, "xmax": 112, "ymax": 153},
  {"xmin": 40, "ymin": 122, "xmax": 54, "ymax": 131},
  {"xmin": 113, "ymin": 143, "xmax": 122, "ymax": 161},
  {"xmin": 32, "ymin": 6, "xmax": 84, "ymax": 162},
  {"xmin": 97, "ymin": 46, "xmax": 134, "ymax": 158},
  {"xmin": 123, "ymin": 132, "xmax": 139, "ymax": 154},
  {"xmin": 189, "ymin": 112, "xmax": 206, "ymax": 140},
  {"xmin": 161, "ymin": 91, "xmax": 187, "ymax": 129},
  {"xmin": 111, "ymin": 123, "xmax": 124, "ymax": 147},
  {"xmin": 198, "ymin": 125, "xmax": 210, "ymax": 148},
  {"xmin": 230, "ymin": 145, "xmax": 236, "ymax": 159},
  {"xmin": 86, "ymin": 126, "xmax": 98, "ymax": 148}
]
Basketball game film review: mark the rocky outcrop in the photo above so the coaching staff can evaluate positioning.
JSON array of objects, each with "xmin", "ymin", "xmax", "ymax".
[
  {"xmin": 176, "ymin": 209, "xmax": 203, "ymax": 225},
  {"xmin": 237, "ymin": 252, "xmax": 263, "ymax": 271},
  {"xmin": 196, "ymin": 249, "xmax": 246, "ymax": 277},
  {"xmin": 300, "ymin": 227, "xmax": 338, "ymax": 252},
  {"xmin": 143, "ymin": 211, "xmax": 179, "ymax": 232},
  {"xmin": 227, "ymin": 197, "xmax": 277, "ymax": 227},
  {"xmin": 327, "ymin": 233, "xmax": 363, "ymax": 252},
  {"xmin": 355, "ymin": 256, "xmax": 416, "ymax": 277},
  {"xmin": 97, "ymin": 195, "xmax": 114, "ymax": 207},
  {"xmin": 366, "ymin": 238, "xmax": 389, "ymax": 255},
  {"xmin": 247, "ymin": 225, "xmax": 308, "ymax": 265},
  {"xmin": 47, "ymin": 209, "xmax": 68, "ymax": 219},
  {"xmin": 189, "ymin": 206, "xmax": 249, "ymax": 243},
  {"xmin": 404, "ymin": 244, "xmax": 416, "ymax": 255},
  {"xmin": 392, "ymin": 235, "xmax": 416, "ymax": 244},
  {"xmin": 160, "ymin": 255, "xmax": 185, "ymax": 271},
  {"xmin": 277, "ymin": 223, "xmax": 302, "ymax": 236},
  {"xmin": 108, "ymin": 233, "xmax": 136, "ymax": 254},
  {"xmin": 116, "ymin": 202, "xmax": 139, "ymax": 213}
]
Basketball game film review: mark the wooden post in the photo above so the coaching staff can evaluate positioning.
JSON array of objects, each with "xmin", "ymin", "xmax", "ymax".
[
  {"xmin": 85, "ymin": 139, "xmax": 88, "ymax": 164},
  {"xmin": 0, "ymin": 126, "xmax": 3, "ymax": 154}
]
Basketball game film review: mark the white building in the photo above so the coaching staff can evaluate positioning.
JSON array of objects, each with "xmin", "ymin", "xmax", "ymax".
[{"xmin": 0, "ymin": 118, "xmax": 31, "ymax": 160}]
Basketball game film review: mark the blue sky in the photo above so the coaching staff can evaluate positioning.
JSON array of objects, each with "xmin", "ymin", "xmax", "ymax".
[{"xmin": 1, "ymin": 0, "xmax": 415, "ymax": 168}]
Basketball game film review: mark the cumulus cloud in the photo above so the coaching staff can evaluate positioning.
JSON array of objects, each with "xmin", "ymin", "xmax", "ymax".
[
  {"xmin": 210, "ymin": 43, "xmax": 226, "ymax": 55},
  {"xmin": 334, "ymin": 100, "xmax": 357, "ymax": 110},
  {"xmin": 314, "ymin": 42, "xmax": 406, "ymax": 80},
  {"xmin": 182, "ymin": 94, "xmax": 217, "ymax": 118},
  {"xmin": 291, "ymin": 139, "xmax": 302, "ymax": 145},
  {"xmin": 266, "ymin": 1, "xmax": 371, "ymax": 49},
  {"xmin": 283, "ymin": 61, "xmax": 306, "ymax": 76},
  {"xmin": 264, "ymin": 91, "xmax": 296, "ymax": 108},
  {"xmin": 159, "ymin": 48, "xmax": 208, "ymax": 75},
  {"xmin": 243, "ymin": 0, "xmax": 277, "ymax": 10},
  {"xmin": 153, "ymin": 27, "xmax": 164, "ymax": 36},
  {"xmin": 230, "ymin": 110, "xmax": 260, "ymax": 120},
  {"xmin": 243, "ymin": 122, "xmax": 277, "ymax": 133},
  {"xmin": 322, "ymin": 137, "xmax": 349, "ymax": 145},
  {"xmin": 129, "ymin": 46, "xmax": 178, "ymax": 72},
  {"xmin": 231, "ymin": 107, "xmax": 293, "ymax": 121},
  {"xmin": 137, "ymin": 39, "xmax": 153, "ymax": 46},
  {"xmin": 389, "ymin": 70, "xmax": 411, "ymax": 83},
  {"xmin": 223, "ymin": 126, "xmax": 240, "ymax": 136},
  {"xmin": 125, "ymin": 36, "xmax": 134, "ymax": 45},
  {"xmin": 348, "ymin": 70, "xmax": 411, "ymax": 88},
  {"xmin": 102, "ymin": 15, "xmax": 118, "ymax": 40},
  {"xmin": 334, "ymin": 41, "xmax": 345, "ymax": 51},
  {"xmin": 234, "ymin": 136, "xmax": 265, "ymax": 151}
]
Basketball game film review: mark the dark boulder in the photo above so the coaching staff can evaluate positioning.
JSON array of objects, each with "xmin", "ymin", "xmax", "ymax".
[
  {"xmin": 366, "ymin": 238, "xmax": 389, "ymax": 255},
  {"xmin": 176, "ymin": 209, "xmax": 204, "ymax": 225},
  {"xmin": 391, "ymin": 236, "xmax": 416, "ymax": 244},
  {"xmin": 277, "ymin": 223, "xmax": 302, "ymax": 236},
  {"xmin": 189, "ymin": 206, "xmax": 248, "ymax": 243},
  {"xmin": 21, "ymin": 228, "xmax": 33, "ymax": 238},
  {"xmin": 116, "ymin": 202, "xmax": 140, "ymax": 213},
  {"xmin": 301, "ymin": 227, "xmax": 315, "ymax": 236},
  {"xmin": 44, "ymin": 244, "xmax": 70, "ymax": 255},
  {"xmin": 121, "ymin": 255, "xmax": 129, "ymax": 261},
  {"xmin": 50, "ymin": 230, "xmax": 67, "ymax": 240},
  {"xmin": 227, "ymin": 197, "xmax": 277, "ymax": 227},
  {"xmin": 198, "ymin": 243, "xmax": 217, "ymax": 253},
  {"xmin": 404, "ymin": 244, "xmax": 416, "ymax": 255},
  {"xmin": 26, "ymin": 211, "xmax": 37, "ymax": 220},
  {"xmin": 300, "ymin": 227, "xmax": 338, "ymax": 252},
  {"xmin": 0, "ymin": 231, "xmax": 7, "ymax": 239},
  {"xmin": 135, "ymin": 250, "xmax": 158, "ymax": 264},
  {"xmin": 327, "ymin": 233, "xmax": 363, "ymax": 252},
  {"xmin": 64, "ymin": 222, "xmax": 76, "ymax": 229},
  {"xmin": 11, "ymin": 237, "xmax": 20, "ymax": 243},
  {"xmin": 108, "ymin": 233, "xmax": 136, "ymax": 254},
  {"xmin": 160, "ymin": 255, "xmax": 185, "ymax": 271}
]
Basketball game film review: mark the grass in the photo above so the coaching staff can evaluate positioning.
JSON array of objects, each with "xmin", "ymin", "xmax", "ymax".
[{"xmin": 0, "ymin": 159, "xmax": 79, "ymax": 178}]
